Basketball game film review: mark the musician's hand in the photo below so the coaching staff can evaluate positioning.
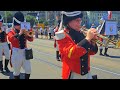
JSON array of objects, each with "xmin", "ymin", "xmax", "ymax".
[
  {"xmin": 85, "ymin": 28, "xmax": 96, "ymax": 42},
  {"xmin": 26, "ymin": 31, "xmax": 30, "ymax": 36},
  {"xmin": 19, "ymin": 29, "xmax": 26, "ymax": 35},
  {"xmin": 90, "ymin": 29, "xmax": 98, "ymax": 40},
  {"xmin": 0, "ymin": 30, "xmax": 2, "ymax": 33}
]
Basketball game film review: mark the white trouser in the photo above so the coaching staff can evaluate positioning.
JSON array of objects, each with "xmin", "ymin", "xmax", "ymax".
[
  {"xmin": 11, "ymin": 47, "xmax": 31, "ymax": 76},
  {"xmin": 56, "ymin": 42, "xmax": 59, "ymax": 51},
  {"xmin": 103, "ymin": 39, "xmax": 108, "ymax": 48},
  {"xmin": 70, "ymin": 71, "xmax": 92, "ymax": 79},
  {"xmin": 0, "ymin": 42, "xmax": 10, "ymax": 61},
  {"xmin": 99, "ymin": 40, "xmax": 108, "ymax": 49}
]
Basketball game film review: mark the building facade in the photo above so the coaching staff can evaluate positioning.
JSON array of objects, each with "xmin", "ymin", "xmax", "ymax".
[
  {"xmin": 82, "ymin": 11, "xmax": 120, "ymax": 29},
  {"xmin": 1, "ymin": 11, "xmax": 120, "ymax": 29}
]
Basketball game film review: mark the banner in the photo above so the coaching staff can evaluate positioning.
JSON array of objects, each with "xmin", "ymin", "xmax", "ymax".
[
  {"xmin": 105, "ymin": 20, "xmax": 117, "ymax": 35},
  {"xmin": 21, "ymin": 22, "xmax": 31, "ymax": 31}
]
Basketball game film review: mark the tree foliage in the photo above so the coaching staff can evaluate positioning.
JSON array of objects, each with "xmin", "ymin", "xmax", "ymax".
[
  {"xmin": 3, "ymin": 11, "xmax": 13, "ymax": 23},
  {"xmin": 25, "ymin": 15, "xmax": 36, "ymax": 27},
  {"xmin": 44, "ymin": 21, "xmax": 49, "ymax": 26}
]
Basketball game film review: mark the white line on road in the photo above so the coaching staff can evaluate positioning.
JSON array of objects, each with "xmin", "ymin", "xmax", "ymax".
[
  {"xmin": 34, "ymin": 50, "xmax": 120, "ymax": 76},
  {"xmin": 31, "ymin": 46, "xmax": 120, "ymax": 77},
  {"xmin": 91, "ymin": 66, "xmax": 120, "ymax": 76}
]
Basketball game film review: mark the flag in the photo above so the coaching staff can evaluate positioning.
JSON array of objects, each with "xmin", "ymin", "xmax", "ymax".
[
  {"xmin": 36, "ymin": 12, "xmax": 39, "ymax": 20},
  {"xmin": 108, "ymin": 11, "xmax": 112, "ymax": 20},
  {"xmin": 102, "ymin": 13, "xmax": 108, "ymax": 20},
  {"xmin": 36, "ymin": 16, "xmax": 38, "ymax": 20}
]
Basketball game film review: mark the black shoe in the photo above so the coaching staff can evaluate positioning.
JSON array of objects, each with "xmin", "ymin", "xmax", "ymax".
[
  {"xmin": 0, "ymin": 61, "xmax": 3, "ymax": 73},
  {"xmin": 14, "ymin": 75, "xmax": 20, "ymax": 79},
  {"xmin": 57, "ymin": 59, "xmax": 61, "ymax": 61},
  {"xmin": 4, "ymin": 67, "xmax": 10, "ymax": 73},
  {"xmin": 4, "ymin": 59, "xmax": 10, "ymax": 73},
  {"xmin": 92, "ymin": 75, "xmax": 97, "ymax": 79},
  {"xmin": 0, "ymin": 68, "xmax": 3, "ymax": 73},
  {"xmin": 100, "ymin": 53, "xmax": 104, "ymax": 56},
  {"xmin": 104, "ymin": 53, "xmax": 109, "ymax": 56},
  {"xmin": 25, "ymin": 74, "xmax": 30, "ymax": 79}
]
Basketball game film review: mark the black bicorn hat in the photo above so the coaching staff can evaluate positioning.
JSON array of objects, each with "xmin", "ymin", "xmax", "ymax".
[
  {"xmin": 13, "ymin": 11, "xmax": 24, "ymax": 26},
  {"xmin": 61, "ymin": 11, "xmax": 83, "ymax": 26},
  {"xmin": 0, "ymin": 15, "xmax": 3, "ymax": 23}
]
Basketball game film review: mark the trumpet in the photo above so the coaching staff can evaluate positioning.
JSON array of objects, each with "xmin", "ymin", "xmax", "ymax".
[
  {"xmin": 81, "ymin": 28, "xmax": 120, "ymax": 48},
  {"xmin": 22, "ymin": 29, "xmax": 34, "ymax": 37},
  {"xmin": 26, "ymin": 30, "xmax": 34, "ymax": 37},
  {"xmin": 27, "ymin": 30, "xmax": 34, "ymax": 37}
]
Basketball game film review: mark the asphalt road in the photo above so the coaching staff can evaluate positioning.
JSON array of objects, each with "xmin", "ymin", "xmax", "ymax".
[{"xmin": 0, "ymin": 36, "xmax": 120, "ymax": 79}]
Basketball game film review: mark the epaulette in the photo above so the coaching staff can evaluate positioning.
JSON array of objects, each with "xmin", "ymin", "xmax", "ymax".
[{"xmin": 54, "ymin": 30, "xmax": 66, "ymax": 40}]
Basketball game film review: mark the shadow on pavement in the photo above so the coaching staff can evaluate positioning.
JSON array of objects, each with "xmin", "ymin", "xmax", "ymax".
[
  {"xmin": 109, "ymin": 55, "xmax": 120, "ymax": 58},
  {"xmin": 1, "ymin": 71, "xmax": 26, "ymax": 79}
]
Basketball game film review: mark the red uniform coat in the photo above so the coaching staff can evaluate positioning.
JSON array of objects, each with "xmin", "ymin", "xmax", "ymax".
[
  {"xmin": 0, "ymin": 31, "xmax": 7, "ymax": 42},
  {"xmin": 55, "ymin": 29, "xmax": 98, "ymax": 79},
  {"xmin": 7, "ymin": 29, "xmax": 34, "ymax": 67},
  {"xmin": 7, "ymin": 29, "xmax": 33, "ymax": 48}
]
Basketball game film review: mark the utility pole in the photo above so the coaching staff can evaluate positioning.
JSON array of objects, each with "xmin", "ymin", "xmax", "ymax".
[
  {"xmin": 37, "ymin": 12, "xmax": 39, "ymax": 24},
  {"xmin": 45, "ymin": 11, "xmax": 48, "ymax": 21},
  {"xmin": 5, "ymin": 11, "xmax": 7, "ymax": 26},
  {"xmin": 54, "ymin": 11, "xmax": 57, "ymax": 26}
]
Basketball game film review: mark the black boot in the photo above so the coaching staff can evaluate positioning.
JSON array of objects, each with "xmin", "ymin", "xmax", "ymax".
[
  {"xmin": 104, "ymin": 48, "xmax": 109, "ymax": 56},
  {"xmin": 59, "ymin": 54, "xmax": 61, "ymax": 59},
  {"xmin": 4, "ymin": 59, "xmax": 10, "ymax": 73},
  {"xmin": 14, "ymin": 75, "xmax": 20, "ymax": 79},
  {"xmin": 99, "ymin": 49, "xmax": 104, "ymax": 56},
  {"xmin": 25, "ymin": 74, "xmax": 30, "ymax": 79},
  {"xmin": 56, "ymin": 51, "xmax": 60, "ymax": 61},
  {"xmin": 0, "ymin": 61, "xmax": 3, "ymax": 73}
]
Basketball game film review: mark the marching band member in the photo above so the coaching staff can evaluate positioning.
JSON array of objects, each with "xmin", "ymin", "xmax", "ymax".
[
  {"xmin": 91, "ymin": 23, "xmax": 96, "ymax": 28},
  {"xmin": 97, "ymin": 18, "xmax": 109, "ymax": 56},
  {"xmin": 7, "ymin": 11, "xmax": 34, "ymax": 79},
  {"xmin": 55, "ymin": 11, "xmax": 98, "ymax": 79},
  {"xmin": 0, "ymin": 15, "xmax": 10, "ymax": 73},
  {"xmin": 54, "ymin": 19, "xmax": 61, "ymax": 61}
]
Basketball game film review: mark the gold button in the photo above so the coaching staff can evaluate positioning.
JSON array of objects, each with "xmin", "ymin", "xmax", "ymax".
[
  {"xmin": 88, "ymin": 48, "xmax": 90, "ymax": 50},
  {"xmin": 82, "ymin": 66, "xmax": 84, "ymax": 68}
]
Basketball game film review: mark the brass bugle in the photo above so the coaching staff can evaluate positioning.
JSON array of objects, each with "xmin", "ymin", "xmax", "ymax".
[
  {"xmin": 23, "ymin": 29, "xmax": 34, "ymax": 37},
  {"xmin": 26, "ymin": 30, "xmax": 34, "ymax": 37},
  {"xmin": 80, "ymin": 28, "xmax": 120, "ymax": 48}
]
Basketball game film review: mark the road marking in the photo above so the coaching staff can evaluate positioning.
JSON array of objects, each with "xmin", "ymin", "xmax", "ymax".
[
  {"xmin": 91, "ymin": 66, "xmax": 120, "ymax": 76},
  {"xmin": 34, "ymin": 57, "xmax": 62, "ymax": 69},
  {"xmin": 33, "ymin": 47, "xmax": 120, "ymax": 76},
  {"xmin": 29, "ymin": 40, "xmax": 120, "ymax": 77}
]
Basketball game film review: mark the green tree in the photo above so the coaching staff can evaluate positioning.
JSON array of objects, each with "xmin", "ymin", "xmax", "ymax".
[
  {"xmin": 38, "ymin": 18, "xmax": 45, "ymax": 23},
  {"xmin": 4, "ymin": 11, "xmax": 13, "ymax": 23},
  {"xmin": 44, "ymin": 21, "xmax": 49, "ymax": 26},
  {"xmin": 25, "ymin": 15, "xmax": 36, "ymax": 27}
]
